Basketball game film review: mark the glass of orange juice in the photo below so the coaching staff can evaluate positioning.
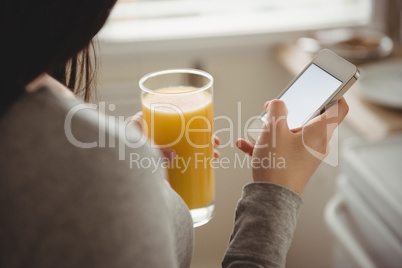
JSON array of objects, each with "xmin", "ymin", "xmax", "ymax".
[{"xmin": 139, "ymin": 69, "xmax": 214, "ymax": 227}]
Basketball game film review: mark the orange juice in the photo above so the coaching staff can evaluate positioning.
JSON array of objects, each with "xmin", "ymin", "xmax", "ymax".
[{"xmin": 142, "ymin": 87, "xmax": 214, "ymax": 210}]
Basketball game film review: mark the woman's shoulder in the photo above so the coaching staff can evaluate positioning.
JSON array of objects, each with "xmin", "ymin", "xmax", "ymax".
[
  {"xmin": 0, "ymin": 80, "xmax": 186, "ymax": 267},
  {"xmin": 0, "ymin": 77, "xmax": 168, "ymax": 200},
  {"xmin": 2, "ymin": 80, "xmax": 164, "ymax": 184},
  {"xmin": 0, "ymin": 77, "xmax": 173, "ymax": 219}
]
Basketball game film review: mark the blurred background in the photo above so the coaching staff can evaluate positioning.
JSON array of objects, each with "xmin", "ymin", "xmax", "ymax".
[{"xmin": 95, "ymin": 0, "xmax": 402, "ymax": 267}]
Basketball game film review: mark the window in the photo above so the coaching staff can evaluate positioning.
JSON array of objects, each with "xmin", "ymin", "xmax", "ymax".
[{"xmin": 99, "ymin": 0, "xmax": 373, "ymax": 42}]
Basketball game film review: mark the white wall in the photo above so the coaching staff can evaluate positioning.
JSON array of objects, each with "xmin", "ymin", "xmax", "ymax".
[{"xmin": 96, "ymin": 36, "xmax": 357, "ymax": 268}]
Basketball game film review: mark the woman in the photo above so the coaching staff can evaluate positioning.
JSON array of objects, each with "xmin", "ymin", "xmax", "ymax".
[{"xmin": 0, "ymin": 0, "xmax": 349, "ymax": 267}]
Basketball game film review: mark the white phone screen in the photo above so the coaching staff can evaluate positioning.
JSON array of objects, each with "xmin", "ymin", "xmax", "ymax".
[{"xmin": 265, "ymin": 64, "xmax": 342, "ymax": 129}]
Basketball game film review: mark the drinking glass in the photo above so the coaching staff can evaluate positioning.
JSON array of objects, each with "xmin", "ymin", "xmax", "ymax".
[{"xmin": 139, "ymin": 69, "xmax": 214, "ymax": 227}]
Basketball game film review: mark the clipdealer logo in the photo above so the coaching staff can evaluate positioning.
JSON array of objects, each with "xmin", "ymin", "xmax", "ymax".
[
  {"xmin": 64, "ymin": 100, "xmax": 340, "ymax": 169},
  {"xmin": 129, "ymin": 152, "xmax": 286, "ymax": 173}
]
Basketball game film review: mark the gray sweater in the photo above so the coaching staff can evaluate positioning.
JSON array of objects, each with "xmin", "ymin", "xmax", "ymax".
[{"xmin": 0, "ymin": 87, "xmax": 302, "ymax": 268}]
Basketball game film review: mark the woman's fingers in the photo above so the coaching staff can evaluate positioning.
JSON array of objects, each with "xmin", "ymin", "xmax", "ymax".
[
  {"xmin": 214, "ymin": 149, "xmax": 220, "ymax": 159},
  {"xmin": 214, "ymin": 135, "xmax": 220, "ymax": 148},
  {"xmin": 264, "ymin": 101, "xmax": 270, "ymax": 110},
  {"xmin": 300, "ymin": 98, "xmax": 349, "ymax": 157},
  {"xmin": 327, "ymin": 97, "xmax": 349, "ymax": 124},
  {"xmin": 160, "ymin": 147, "xmax": 176, "ymax": 161},
  {"xmin": 131, "ymin": 111, "xmax": 176, "ymax": 161},
  {"xmin": 257, "ymin": 100, "xmax": 290, "ymax": 145},
  {"xmin": 236, "ymin": 139, "xmax": 255, "ymax": 156},
  {"xmin": 131, "ymin": 111, "xmax": 144, "ymax": 131},
  {"xmin": 303, "ymin": 97, "xmax": 349, "ymax": 139},
  {"xmin": 265, "ymin": 100, "xmax": 289, "ymax": 132}
]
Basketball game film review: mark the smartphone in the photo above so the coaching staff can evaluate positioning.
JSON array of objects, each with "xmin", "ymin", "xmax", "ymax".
[{"xmin": 247, "ymin": 49, "xmax": 359, "ymax": 142}]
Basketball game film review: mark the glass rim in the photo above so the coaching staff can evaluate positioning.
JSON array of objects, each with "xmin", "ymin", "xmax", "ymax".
[{"xmin": 139, "ymin": 68, "xmax": 214, "ymax": 95}]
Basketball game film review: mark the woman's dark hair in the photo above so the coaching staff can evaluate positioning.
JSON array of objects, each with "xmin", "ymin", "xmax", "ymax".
[
  {"xmin": 0, "ymin": 0, "xmax": 117, "ymax": 113},
  {"xmin": 50, "ymin": 41, "xmax": 98, "ymax": 102}
]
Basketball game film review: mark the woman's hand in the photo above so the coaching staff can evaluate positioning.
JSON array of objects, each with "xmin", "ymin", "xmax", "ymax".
[
  {"xmin": 236, "ymin": 98, "xmax": 349, "ymax": 195},
  {"xmin": 131, "ymin": 112, "xmax": 220, "ymax": 160}
]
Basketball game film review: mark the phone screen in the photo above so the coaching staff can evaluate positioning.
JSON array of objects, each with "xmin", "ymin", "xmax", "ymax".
[{"xmin": 264, "ymin": 63, "xmax": 342, "ymax": 129}]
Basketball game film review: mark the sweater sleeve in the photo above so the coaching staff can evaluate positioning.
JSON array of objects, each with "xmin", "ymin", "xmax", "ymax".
[{"xmin": 222, "ymin": 182, "xmax": 303, "ymax": 268}]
